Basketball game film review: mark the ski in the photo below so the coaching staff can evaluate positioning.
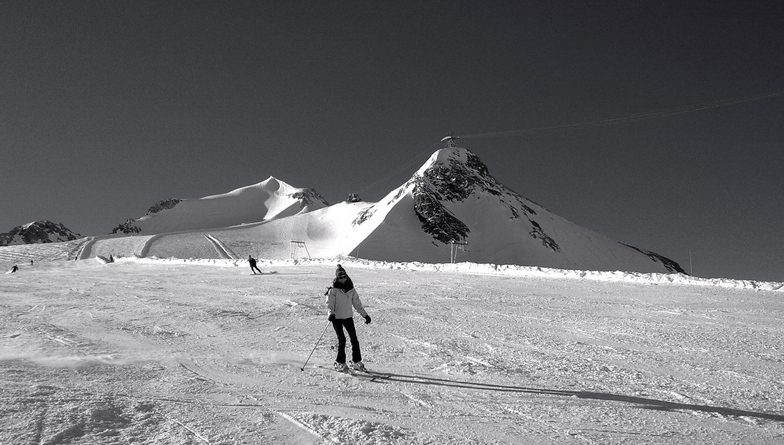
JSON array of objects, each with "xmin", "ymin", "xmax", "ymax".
[
  {"xmin": 315, "ymin": 365, "xmax": 391, "ymax": 381},
  {"xmin": 315, "ymin": 364, "xmax": 353, "ymax": 376},
  {"xmin": 349, "ymin": 369, "xmax": 394, "ymax": 383}
]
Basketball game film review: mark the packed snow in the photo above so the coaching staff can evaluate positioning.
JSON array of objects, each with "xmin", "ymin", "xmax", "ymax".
[{"xmin": 1, "ymin": 242, "xmax": 783, "ymax": 444}]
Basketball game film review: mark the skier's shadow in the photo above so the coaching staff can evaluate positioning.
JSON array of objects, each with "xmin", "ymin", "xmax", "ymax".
[{"xmin": 361, "ymin": 371, "xmax": 784, "ymax": 422}]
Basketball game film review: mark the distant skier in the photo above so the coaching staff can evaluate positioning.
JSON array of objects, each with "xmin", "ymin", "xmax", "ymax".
[
  {"xmin": 248, "ymin": 255, "xmax": 262, "ymax": 274},
  {"xmin": 11, "ymin": 265, "xmax": 18, "ymax": 273},
  {"xmin": 325, "ymin": 264, "xmax": 371, "ymax": 372}
]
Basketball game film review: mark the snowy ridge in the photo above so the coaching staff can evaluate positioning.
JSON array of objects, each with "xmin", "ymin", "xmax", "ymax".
[
  {"xmin": 119, "ymin": 256, "xmax": 784, "ymax": 292},
  {"xmin": 132, "ymin": 176, "xmax": 328, "ymax": 235}
]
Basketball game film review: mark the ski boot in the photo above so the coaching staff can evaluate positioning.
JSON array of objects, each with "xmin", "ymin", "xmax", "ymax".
[{"xmin": 334, "ymin": 362, "xmax": 348, "ymax": 372}]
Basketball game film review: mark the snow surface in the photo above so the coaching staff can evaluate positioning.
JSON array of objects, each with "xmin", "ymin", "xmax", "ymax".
[{"xmin": 1, "ymin": 242, "xmax": 783, "ymax": 444}]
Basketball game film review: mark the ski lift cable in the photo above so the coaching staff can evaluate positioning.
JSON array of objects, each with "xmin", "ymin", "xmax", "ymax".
[
  {"xmin": 354, "ymin": 140, "xmax": 445, "ymax": 197},
  {"xmin": 459, "ymin": 90, "xmax": 784, "ymax": 139}
]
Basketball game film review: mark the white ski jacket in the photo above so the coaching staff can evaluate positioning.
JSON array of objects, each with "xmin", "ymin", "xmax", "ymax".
[{"xmin": 326, "ymin": 287, "xmax": 368, "ymax": 320}]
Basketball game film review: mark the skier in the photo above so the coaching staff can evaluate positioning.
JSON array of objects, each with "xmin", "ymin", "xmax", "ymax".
[
  {"xmin": 248, "ymin": 255, "xmax": 262, "ymax": 274},
  {"xmin": 325, "ymin": 264, "xmax": 371, "ymax": 372},
  {"xmin": 11, "ymin": 265, "xmax": 18, "ymax": 273}
]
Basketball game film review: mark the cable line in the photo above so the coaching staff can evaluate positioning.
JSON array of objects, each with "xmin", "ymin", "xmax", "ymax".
[
  {"xmin": 459, "ymin": 90, "xmax": 784, "ymax": 139},
  {"xmin": 354, "ymin": 140, "xmax": 445, "ymax": 198}
]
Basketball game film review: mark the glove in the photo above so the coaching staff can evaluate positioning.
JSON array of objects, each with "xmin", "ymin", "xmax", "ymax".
[
  {"xmin": 328, "ymin": 314, "xmax": 335, "ymax": 322},
  {"xmin": 364, "ymin": 315, "xmax": 371, "ymax": 324}
]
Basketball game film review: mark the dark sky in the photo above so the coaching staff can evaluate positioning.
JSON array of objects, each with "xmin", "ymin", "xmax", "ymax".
[{"xmin": 2, "ymin": 1, "xmax": 782, "ymax": 281}]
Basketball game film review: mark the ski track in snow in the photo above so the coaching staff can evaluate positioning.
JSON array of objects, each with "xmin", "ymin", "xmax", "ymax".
[{"xmin": 1, "ymin": 254, "xmax": 783, "ymax": 444}]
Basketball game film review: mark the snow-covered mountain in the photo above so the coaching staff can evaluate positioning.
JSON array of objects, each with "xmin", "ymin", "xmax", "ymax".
[
  {"xmin": 122, "ymin": 177, "xmax": 329, "ymax": 235},
  {"xmin": 345, "ymin": 146, "xmax": 683, "ymax": 273},
  {"xmin": 78, "ymin": 142, "xmax": 682, "ymax": 275},
  {"xmin": 0, "ymin": 221, "xmax": 81, "ymax": 246}
]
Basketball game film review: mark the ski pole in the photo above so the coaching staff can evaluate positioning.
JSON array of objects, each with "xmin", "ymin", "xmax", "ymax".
[{"xmin": 301, "ymin": 320, "xmax": 331, "ymax": 371}]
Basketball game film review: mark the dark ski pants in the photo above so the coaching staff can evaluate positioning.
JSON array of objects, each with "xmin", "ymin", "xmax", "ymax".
[
  {"xmin": 250, "ymin": 264, "xmax": 262, "ymax": 274},
  {"xmin": 332, "ymin": 318, "xmax": 361, "ymax": 364}
]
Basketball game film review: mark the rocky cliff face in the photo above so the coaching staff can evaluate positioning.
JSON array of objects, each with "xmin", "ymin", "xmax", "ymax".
[
  {"xmin": 0, "ymin": 221, "xmax": 81, "ymax": 246},
  {"xmin": 412, "ymin": 148, "xmax": 559, "ymax": 252},
  {"xmin": 145, "ymin": 198, "xmax": 182, "ymax": 215},
  {"xmin": 290, "ymin": 188, "xmax": 329, "ymax": 209}
]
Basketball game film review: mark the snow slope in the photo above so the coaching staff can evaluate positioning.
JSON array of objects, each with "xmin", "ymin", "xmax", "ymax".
[
  {"xmin": 1, "ymin": 249, "xmax": 782, "ymax": 444},
  {"xmin": 132, "ymin": 177, "xmax": 328, "ymax": 234},
  {"xmin": 136, "ymin": 200, "xmax": 376, "ymax": 260}
]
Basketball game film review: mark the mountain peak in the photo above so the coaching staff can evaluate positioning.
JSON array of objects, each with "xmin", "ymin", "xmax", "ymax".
[
  {"xmin": 0, "ymin": 221, "xmax": 81, "ymax": 246},
  {"xmin": 356, "ymin": 144, "xmax": 683, "ymax": 274},
  {"xmin": 127, "ymin": 177, "xmax": 329, "ymax": 235},
  {"xmin": 417, "ymin": 147, "xmax": 486, "ymax": 176},
  {"xmin": 417, "ymin": 147, "xmax": 495, "ymax": 200},
  {"xmin": 411, "ymin": 146, "xmax": 535, "ymax": 245}
]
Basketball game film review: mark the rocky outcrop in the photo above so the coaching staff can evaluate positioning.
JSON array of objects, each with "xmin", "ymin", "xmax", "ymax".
[
  {"xmin": 146, "ymin": 198, "xmax": 182, "ymax": 215},
  {"xmin": 0, "ymin": 221, "xmax": 81, "ymax": 245}
]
